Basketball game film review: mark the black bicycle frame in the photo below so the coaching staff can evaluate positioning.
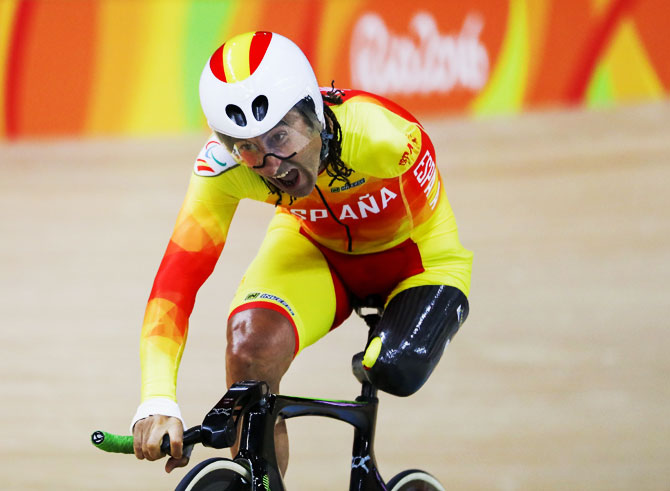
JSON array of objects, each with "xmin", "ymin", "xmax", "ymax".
[{"xmin": 194, "ymin": 378, "xmax": 387, "ymax": 491}]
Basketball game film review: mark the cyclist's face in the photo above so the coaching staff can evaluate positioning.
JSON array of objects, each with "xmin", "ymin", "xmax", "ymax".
[{"xmin": 228, "ymin": 109, "xmax": 323, "ymax": 197}]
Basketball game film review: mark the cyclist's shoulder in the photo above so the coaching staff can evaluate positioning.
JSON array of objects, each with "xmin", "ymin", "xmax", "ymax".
[
  {"xmin": 320, "ymin": 88, "xmax": 420, "ymax": 125},
  {"xmin": 192, "ymin": 136, "xmax": 240, "ymax": 178},
  {"xmin": 189, "ymin": 135, "xmax": 268, "ymax": 201},
  {"xmin": 322, "ymin": 89, "xmax": 425, "ymax": 178}
]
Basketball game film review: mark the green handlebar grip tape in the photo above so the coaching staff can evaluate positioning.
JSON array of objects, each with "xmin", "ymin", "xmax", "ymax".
[{"xmin": 91, "ymin": 430, "xmax": 134, "ymax": 454}]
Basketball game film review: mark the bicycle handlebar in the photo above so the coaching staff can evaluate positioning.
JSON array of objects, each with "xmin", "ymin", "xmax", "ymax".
[
  {"xmin": 91, "ymin": 427, "xmax": 203, "ymax": 456},
  {"xmin": 91, "ymin": 431, "xmax": 135, "ymax": 454},
  {"xmin": 93, "ymin": 376, "xmax": 368, "ymax": 459}
]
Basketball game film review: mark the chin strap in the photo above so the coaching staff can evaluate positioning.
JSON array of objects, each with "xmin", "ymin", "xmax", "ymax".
[{"xmin": 320, "ymin": 129, "xmax": 334, "ymax": 161}]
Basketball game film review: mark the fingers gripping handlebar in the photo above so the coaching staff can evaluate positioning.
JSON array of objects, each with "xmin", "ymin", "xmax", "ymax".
[
  {"xmin": 89, "ymin": 430, "xmax": 179, "ymax": 455},
  {"xmin": 91, "ymin": 380, "xmax": 271, "ymax": 455}
]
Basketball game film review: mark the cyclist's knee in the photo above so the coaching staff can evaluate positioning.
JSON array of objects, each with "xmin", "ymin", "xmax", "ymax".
[{"xmin": 226, "ymin": 308, "xmax": 295, "ymax": 386}]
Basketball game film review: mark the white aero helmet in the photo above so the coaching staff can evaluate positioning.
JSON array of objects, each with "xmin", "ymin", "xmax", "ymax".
[{"xmin": 199, "ymin": 31, "xmax": 325, "ymax": 139}]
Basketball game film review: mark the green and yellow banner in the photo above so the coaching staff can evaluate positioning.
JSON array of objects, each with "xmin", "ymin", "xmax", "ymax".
[{"xmin": 1, "ymin": 0, "xmax": 668, "ymax": 139}]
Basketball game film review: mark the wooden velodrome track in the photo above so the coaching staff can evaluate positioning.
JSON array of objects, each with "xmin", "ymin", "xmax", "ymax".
[{"xmin": 1, "ymin": 101, "xmax": 669, "ymax": 490}]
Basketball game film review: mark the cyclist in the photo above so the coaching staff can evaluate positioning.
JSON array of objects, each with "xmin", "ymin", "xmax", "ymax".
[{"xmin": 131, "ymin": 31, "xmax": 472, "ymax": 475}]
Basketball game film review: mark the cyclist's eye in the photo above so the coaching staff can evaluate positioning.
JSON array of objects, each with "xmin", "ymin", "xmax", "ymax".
[
  {"xmin": 235, "ymin": 142, "xmax": 255, "ymax": 153},
  {"xmin": 270, "ymin": 132, "xmax": 287, "ymax": 147}
]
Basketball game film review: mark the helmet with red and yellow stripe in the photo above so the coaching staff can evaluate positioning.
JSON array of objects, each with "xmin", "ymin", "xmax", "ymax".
[{"xmin": 199, "ymin": 31, "xmax": 324, "ymax": 139}]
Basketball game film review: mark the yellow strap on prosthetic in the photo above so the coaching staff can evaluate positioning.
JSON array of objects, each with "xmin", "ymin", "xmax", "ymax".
[{"xmin": 362, "ymin": 336, "xmax": 383, "ymax": 369}]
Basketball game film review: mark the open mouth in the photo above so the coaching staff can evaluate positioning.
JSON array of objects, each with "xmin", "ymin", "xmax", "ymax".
[{"xmin": 273, "ymin": 168, "xmax": 300, "ymax": 189}]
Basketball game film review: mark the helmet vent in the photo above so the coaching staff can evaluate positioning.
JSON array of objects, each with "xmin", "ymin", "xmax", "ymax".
[
  {"xmin": 225, "ymin": 105, "xmax": 247, "ymax": 127},
  {"xmin": 252, "ymin": 95, "xmax": 269, "ymax": 122}
]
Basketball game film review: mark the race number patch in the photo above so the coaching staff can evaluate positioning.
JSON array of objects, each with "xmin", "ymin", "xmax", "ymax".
[{"xmin": 193, "ymin": 139, "xmax": 239, "ymax": 177}]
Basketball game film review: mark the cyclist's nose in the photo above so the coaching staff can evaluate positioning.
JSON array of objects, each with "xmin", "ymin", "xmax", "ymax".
[{"xmin": 254, "ymin": 153, "xmax": 284, "ymax": 176}]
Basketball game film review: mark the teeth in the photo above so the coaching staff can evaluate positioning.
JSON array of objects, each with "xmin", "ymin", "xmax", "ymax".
[{"xmin": 274, "ymin": 170, "xmax": 290, "ymax": 179}]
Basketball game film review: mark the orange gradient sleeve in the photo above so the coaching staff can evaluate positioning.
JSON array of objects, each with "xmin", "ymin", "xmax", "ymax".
[{"xmin": 139, "ymin": 173, "xmax": 239, "ymax": 402}]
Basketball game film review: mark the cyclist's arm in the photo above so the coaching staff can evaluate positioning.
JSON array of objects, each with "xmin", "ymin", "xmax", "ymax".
[
  {"xmin": 129, "ymin": 164, "xmax": 238, "ymax": 469},
  {"xmin": 135, "ymin": 145, "xmax": 243, "ymax": 425}
]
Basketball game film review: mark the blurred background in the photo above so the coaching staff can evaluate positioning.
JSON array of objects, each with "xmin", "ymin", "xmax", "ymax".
[{"xmin": 1, "ymin": 0, "xmax": 668, "ymax": 489}]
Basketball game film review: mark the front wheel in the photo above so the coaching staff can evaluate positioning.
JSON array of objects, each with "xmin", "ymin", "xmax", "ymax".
[
  {"xmin": 386, "ymin": 469, "xmax": 445, "ymax": 491},
  {"xmin": 175, "ymin": 458, "xmax": 251, "ymax": 491}
]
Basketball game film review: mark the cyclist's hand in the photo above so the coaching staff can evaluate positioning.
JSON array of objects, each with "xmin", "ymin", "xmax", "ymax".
[{"xmin": 132, "ymin": 414, "xmax": 189, "ymax": 473}]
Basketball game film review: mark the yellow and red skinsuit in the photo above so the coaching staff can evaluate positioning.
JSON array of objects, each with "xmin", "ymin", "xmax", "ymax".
[{"xmin": 139, "ymin": 89, "xmax": 472, "ymax": 403}]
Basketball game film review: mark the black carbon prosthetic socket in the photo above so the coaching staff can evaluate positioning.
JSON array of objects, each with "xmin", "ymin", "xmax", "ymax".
[{"xmin": 363, "ymin": 285, "xmax": 469, "ymax": 397}]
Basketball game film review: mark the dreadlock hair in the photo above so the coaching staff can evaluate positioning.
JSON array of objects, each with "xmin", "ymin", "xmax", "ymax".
[{"xmin": 322, "ymin": 82, "xmax": 352, "ymax": 188}]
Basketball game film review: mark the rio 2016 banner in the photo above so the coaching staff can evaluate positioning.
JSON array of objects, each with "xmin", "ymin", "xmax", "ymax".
[{"xmin": 0, "ymin": 0, "xmax": 668, "ymax": 139}]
